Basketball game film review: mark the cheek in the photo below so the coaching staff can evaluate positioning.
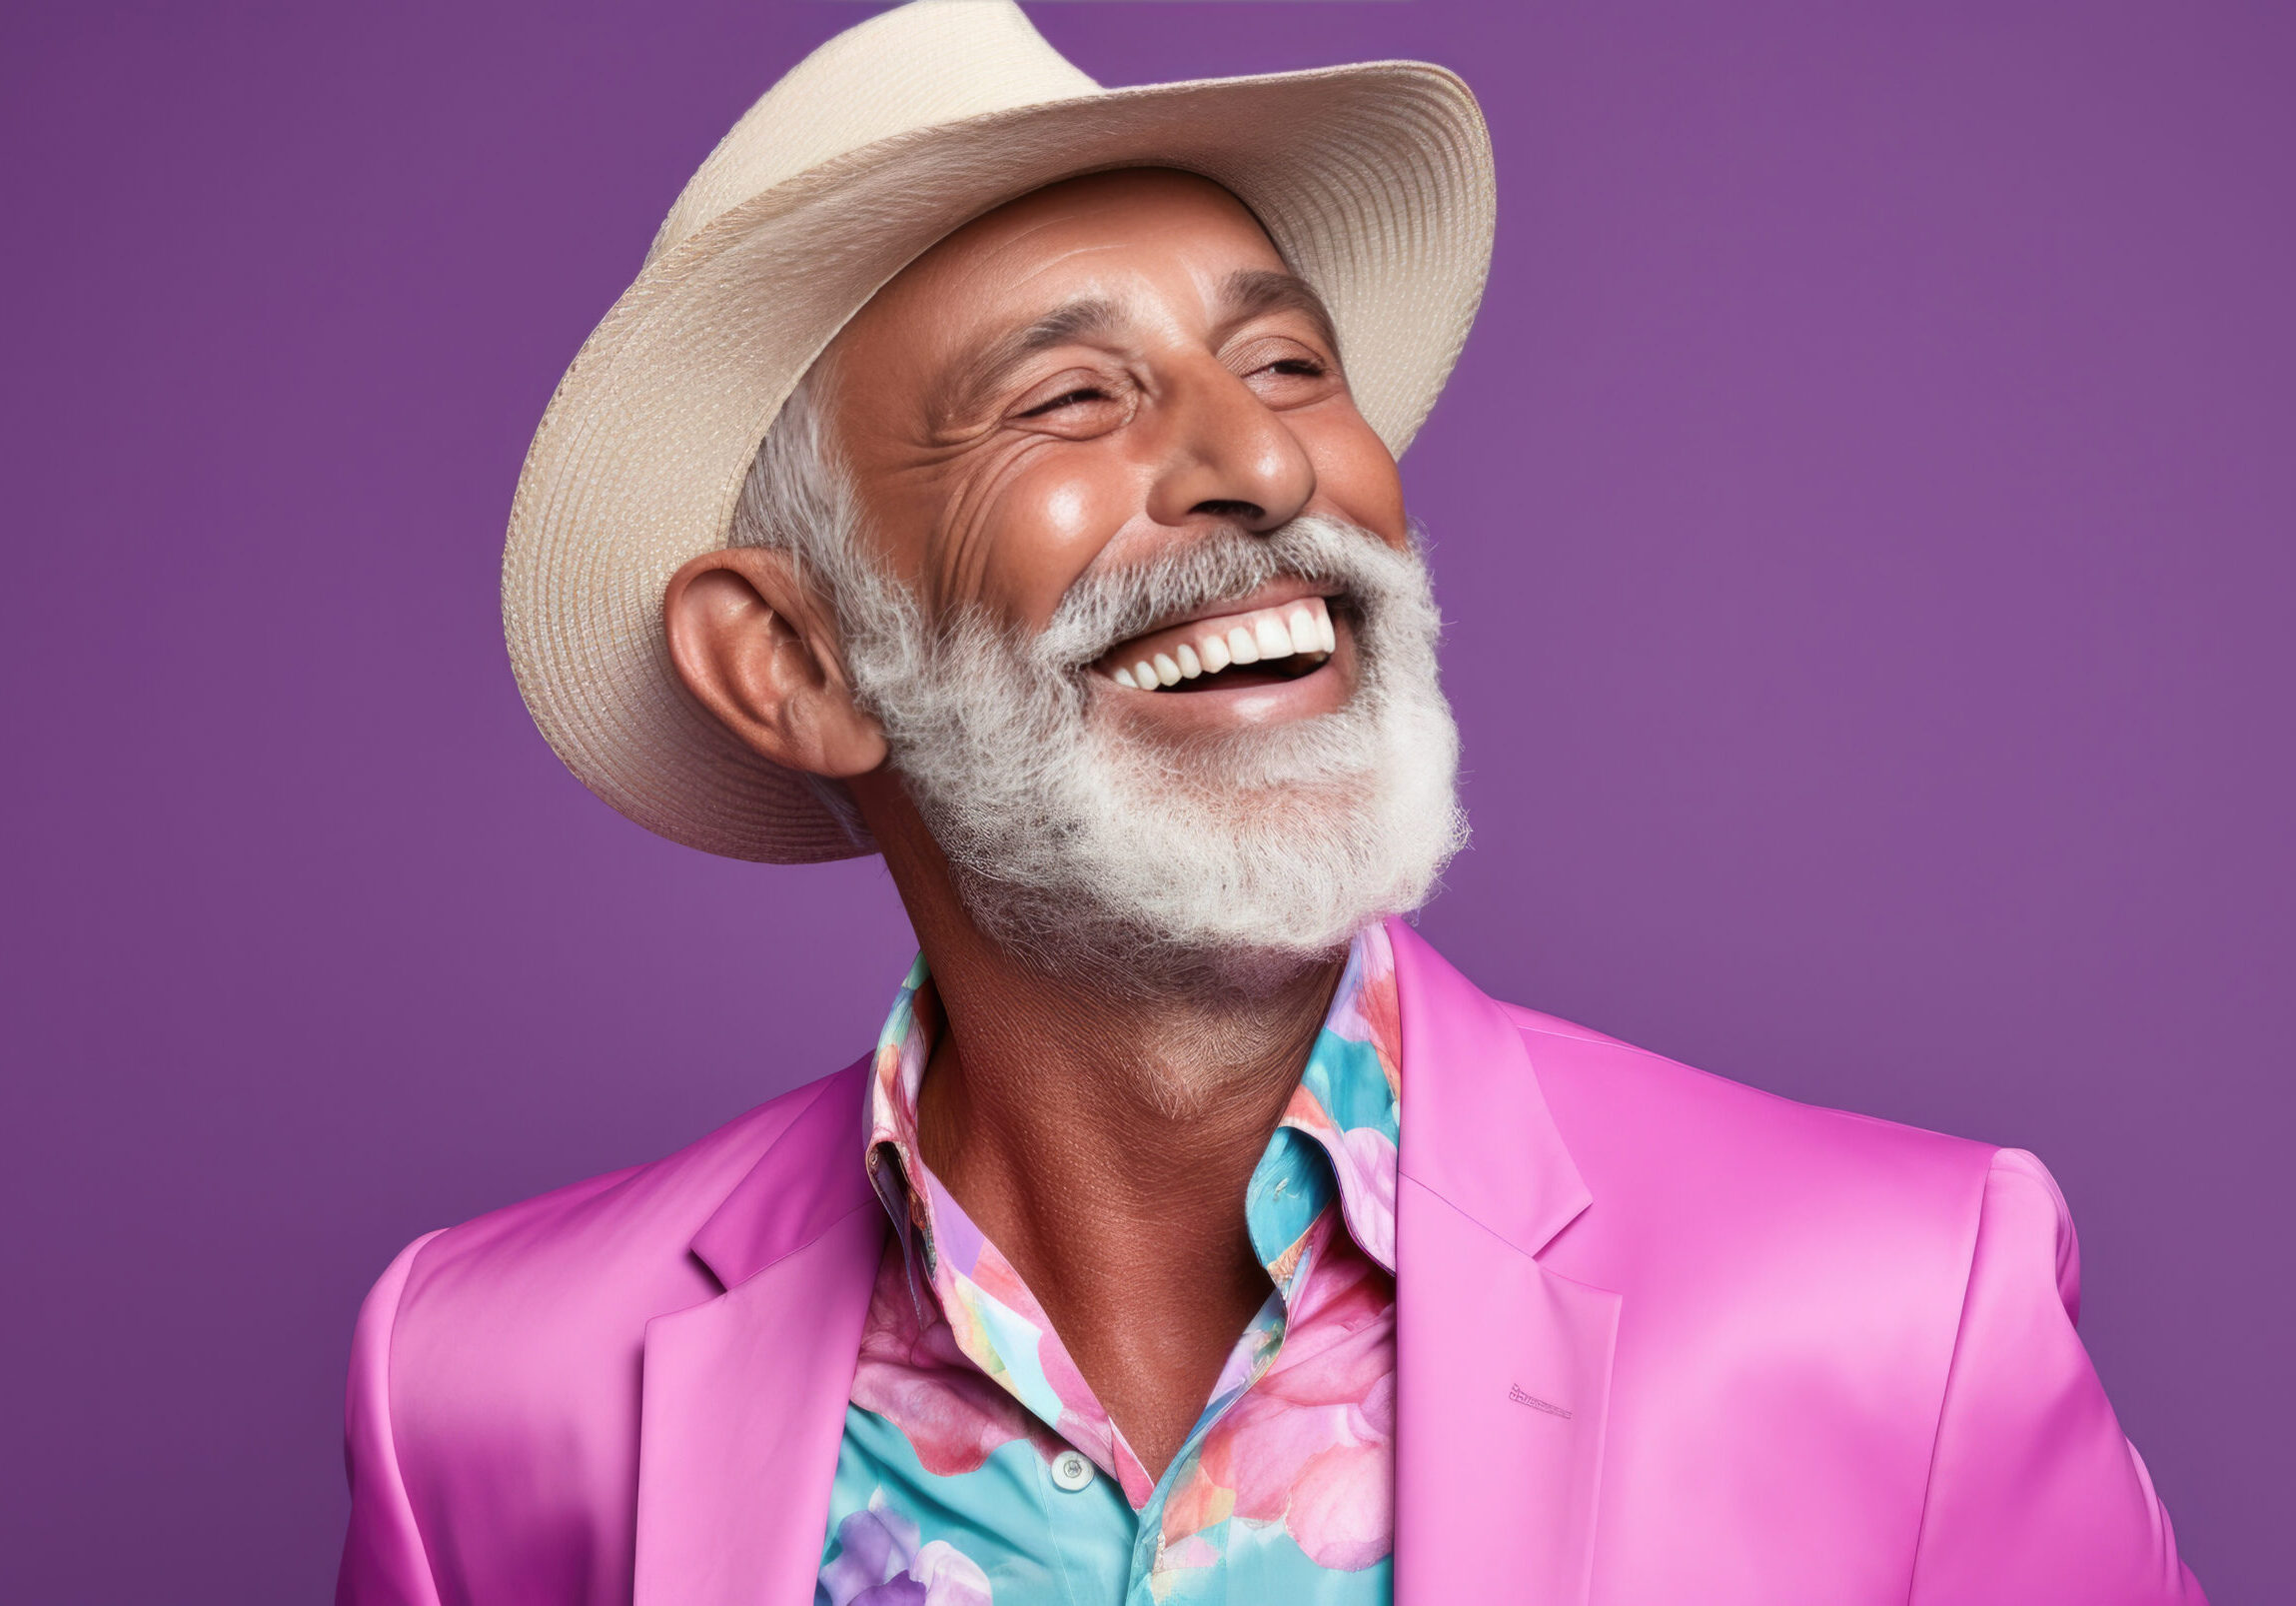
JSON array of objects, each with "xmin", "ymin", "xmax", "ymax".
[
  {"xmin": 1303, "ymin": 413, "xmax": 1409, "ymax": 548},
  {"xmin": 961, "ymin": 448, "xmax": 1144, "ymax": 626}
]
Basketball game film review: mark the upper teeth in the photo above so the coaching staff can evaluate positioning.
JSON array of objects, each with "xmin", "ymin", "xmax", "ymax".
[{"xmin": 1106, "ymin": 597, "xmax": 1338, "ymax": 691}]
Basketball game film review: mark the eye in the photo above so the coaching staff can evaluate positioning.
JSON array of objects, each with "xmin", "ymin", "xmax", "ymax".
[
  {"xmin": 1018, "ymin": 386, "xmax": 1111, "ymax": 418},
  {"xmin": 1237, "ymin": 342, "xmax": 1342, "ymax": 409},
  {"xmin": 1006, "ymin": 368, "xmax": 1136, "ymax": 438}
]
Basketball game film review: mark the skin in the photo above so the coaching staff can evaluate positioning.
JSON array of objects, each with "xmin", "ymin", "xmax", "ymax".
[{"xmin": 662, "ymin": 169, "xmax": 1412, "ymax": 1479}]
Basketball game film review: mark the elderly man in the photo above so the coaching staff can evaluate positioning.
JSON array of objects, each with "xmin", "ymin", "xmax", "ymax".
[{"xmin": 338, "ymin": 5, "xmax": 2203, "ymax": 1604}]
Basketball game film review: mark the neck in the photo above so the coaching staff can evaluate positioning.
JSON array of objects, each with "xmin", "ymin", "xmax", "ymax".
[
  {"xmin": 912, "ymin": 924, "xmax": 1344, "ymax": 1236},
  {"xmin": 867, "ymin": 796, "xmax": 1347, "ymax": 1476}
]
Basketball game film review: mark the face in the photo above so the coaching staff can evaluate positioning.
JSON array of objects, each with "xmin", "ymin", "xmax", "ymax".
[
  {"xmin": 667, "ymin": 169, "xmax": 1464, "ymax": 987},
  {"xmin": 821, "ymin": 168, "xmax": 1412, "ymax": 740}
]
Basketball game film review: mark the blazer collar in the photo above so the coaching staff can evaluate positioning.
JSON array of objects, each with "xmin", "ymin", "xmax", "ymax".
[
  {"xmin": 635, "ymin": 1059, "xmax": 887, "ymax": 1606},
  {"xmin": 1389, "ymin": 918, "xmax": 1620, "ymax": 1606},
  {"xmin": 689, "ymin": 1057, "xmax": 877, "ymax": 1291},
  {"xmin": 1388, "ymin": 917, "xmax": 1592, "ymax": 1256}
]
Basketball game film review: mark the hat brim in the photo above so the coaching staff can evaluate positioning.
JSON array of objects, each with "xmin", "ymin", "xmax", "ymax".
[{"xmin": 504, "ymin": 62, "xmax": 1494, "ymax": 862}]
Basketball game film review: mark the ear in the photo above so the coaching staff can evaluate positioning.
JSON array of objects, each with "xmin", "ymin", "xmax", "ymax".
[{"xmin": 661, "ymin": 546, "xmax": 888, "ymax": 779}]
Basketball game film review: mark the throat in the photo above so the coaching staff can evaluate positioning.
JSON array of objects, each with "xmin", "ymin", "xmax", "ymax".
[{"xmin": 903, "ymin": 940, "xmax": 1349, "ymax": 1478}]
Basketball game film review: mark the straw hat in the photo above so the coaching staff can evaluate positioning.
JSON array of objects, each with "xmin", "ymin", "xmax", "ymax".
[{"xmin": 503, "ymin": 0, "xmax": 1494, "ymax": 862}]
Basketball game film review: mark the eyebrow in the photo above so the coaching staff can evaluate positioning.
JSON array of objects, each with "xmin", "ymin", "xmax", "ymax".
[
  {"xmin": 928, "ymin": 296, "xmax": 1123, "ymax": 432},
  {"xmin": 1212, "ymin": 268, "xmax": 1342, "ymax": 361}
]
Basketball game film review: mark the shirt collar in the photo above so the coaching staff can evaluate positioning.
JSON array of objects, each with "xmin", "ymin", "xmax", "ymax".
[
  {"xmin": 1247, "ymin": 919, "xmax": 1403, "ymax": 1278},
  {"xmin": 860, "ymin": 923, "xmax": 1403, "ymax": 1280}
]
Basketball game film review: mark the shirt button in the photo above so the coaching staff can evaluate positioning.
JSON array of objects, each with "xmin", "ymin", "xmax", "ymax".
[{"xmin": 1050, "ymin": 1450, "xmax": 1094, "ymax": 1491}]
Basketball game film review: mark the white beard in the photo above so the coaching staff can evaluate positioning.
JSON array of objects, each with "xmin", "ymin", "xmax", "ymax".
[{"xmin": 834, "ymin": 514, "xmax": 1468, "ymax": 995}]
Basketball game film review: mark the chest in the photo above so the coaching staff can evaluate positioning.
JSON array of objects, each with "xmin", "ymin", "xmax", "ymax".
[{"xmin": 821, "ymin": 1230, "xmax": 1398, "ymax": 1606}]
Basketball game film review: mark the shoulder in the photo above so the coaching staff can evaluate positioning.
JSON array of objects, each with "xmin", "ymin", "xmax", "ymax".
[
  {"xmin": 363, "ymin": 1060, "xmax": 864, "ymax": 1429},
  {"xmin": 1495, "ymin": 1003, "xmax": 2092, "ymax": 1476},
  {"xmin": 406, "ymin": 1063, "xmax": 855, "ymax": 1305},
  {"xmin": 338, "ymin": 1060, "xmax": 870, "ymax": 1589},
  {"xmin": 1507, "ymin": 999, "xmax": 2003, "ymax": 1215},
  {"xmin": 1498, "ymin": 1001, "xmax": 2051, "ymax": 1328}
]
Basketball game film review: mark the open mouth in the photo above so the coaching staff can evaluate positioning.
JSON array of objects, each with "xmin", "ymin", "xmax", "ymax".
[{"xmin": 1093, "ymin": 596, "xmax": 1337, "ymax": 694}]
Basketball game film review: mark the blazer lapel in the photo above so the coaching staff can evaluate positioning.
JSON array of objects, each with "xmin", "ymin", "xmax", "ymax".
[
  {"xmin": 1389, "ymin": 920, "xmax": 1622, "ymax": 1606},
  {"xmin": 633, "ymin": 1062, "xmax": 888, "ymax": 1606}
]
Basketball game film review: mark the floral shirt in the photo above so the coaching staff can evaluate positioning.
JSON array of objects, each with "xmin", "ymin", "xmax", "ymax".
[{"xmin": 815, "ymin": 924, "xmax": 1405, "ymax": 1606}]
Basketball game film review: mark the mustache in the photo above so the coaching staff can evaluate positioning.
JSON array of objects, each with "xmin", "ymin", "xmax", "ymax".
[{"xmin": 1027, "ymin": 515, "xmax": 1417, "ymax": 672}]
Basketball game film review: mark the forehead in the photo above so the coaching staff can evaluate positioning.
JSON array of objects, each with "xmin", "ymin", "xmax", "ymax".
[{"xmin": 830, "ymin": 170, "xmax": 1294, "ymax": 373}]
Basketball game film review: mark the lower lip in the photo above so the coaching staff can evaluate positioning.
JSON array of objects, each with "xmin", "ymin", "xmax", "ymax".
[{"xmin": 1098, "ymin": 618, "xmax": 1357, "ymax": 732}]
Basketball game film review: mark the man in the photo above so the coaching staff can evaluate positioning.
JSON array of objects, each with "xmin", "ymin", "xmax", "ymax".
[{"xmin": 340, "ymin": 4, "xmax": 2205, "ymax": 1603}]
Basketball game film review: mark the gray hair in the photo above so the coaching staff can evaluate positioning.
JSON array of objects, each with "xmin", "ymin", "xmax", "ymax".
[
  {"xmin": 731, "ymin": 361, "xmax": 868, "ymax": 614},
  {"xmin": 724, "ymin": 361, "xmax": 887, "ymax": 849}
]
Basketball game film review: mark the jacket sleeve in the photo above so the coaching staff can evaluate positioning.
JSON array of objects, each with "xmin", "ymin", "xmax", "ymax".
[
  {"xmin": 337, "ymin": 1231, "xmax": 448, "ymax": 1606},
  {"xmin": 1907, "ymin": 1149, "xmax": 2205, "ymax": 1604}
]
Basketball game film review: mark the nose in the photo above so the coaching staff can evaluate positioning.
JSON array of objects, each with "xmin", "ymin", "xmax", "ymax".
[{"xmin": 1143, "ymin": 362, "xmax": 1317, "ymax": 534}]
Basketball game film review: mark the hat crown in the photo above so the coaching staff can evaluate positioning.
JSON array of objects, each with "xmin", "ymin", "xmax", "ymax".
[{"xmin": 645, "ymin": 0, "xmax": 1099, "ymax": 267}]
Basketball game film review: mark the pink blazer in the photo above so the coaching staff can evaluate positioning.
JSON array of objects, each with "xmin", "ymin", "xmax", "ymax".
[{"xmin": 338, "ymin": 922, "xmax": 2204, "ymax": 1604}]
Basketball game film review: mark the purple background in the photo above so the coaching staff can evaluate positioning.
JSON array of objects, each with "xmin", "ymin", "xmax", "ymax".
[{"xmin": 3, "ymin": 2, "xmax": 2285, "ymax": 1599}]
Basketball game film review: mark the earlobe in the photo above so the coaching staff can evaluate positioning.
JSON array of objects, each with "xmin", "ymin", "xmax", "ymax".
[{"xmin": 661, "ymin": 548, "xmax": 888, "ymax": 779}]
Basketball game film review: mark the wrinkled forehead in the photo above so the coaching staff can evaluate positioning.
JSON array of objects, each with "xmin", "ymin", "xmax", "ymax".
[{"xmin": 821, "ymin": 169, "xmax": 1321, "ymax": 414}]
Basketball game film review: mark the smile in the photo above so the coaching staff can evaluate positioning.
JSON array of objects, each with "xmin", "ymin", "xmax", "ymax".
[{"xmin": 1096, "ymin": 595, "xmax": 1337, "ymax": 693}]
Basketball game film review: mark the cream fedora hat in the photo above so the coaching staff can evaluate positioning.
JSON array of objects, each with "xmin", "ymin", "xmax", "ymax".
[{"xmin": 503, "ymin": 0, "xmax": 1494, "ymax": 862}]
